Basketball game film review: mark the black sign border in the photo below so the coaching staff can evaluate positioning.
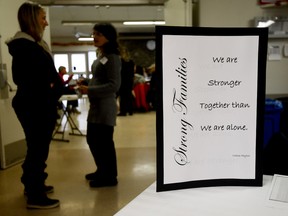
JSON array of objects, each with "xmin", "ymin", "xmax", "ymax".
[{"xmin": 156, "ymin": 26, "xmax": 268, "ymax": 192}]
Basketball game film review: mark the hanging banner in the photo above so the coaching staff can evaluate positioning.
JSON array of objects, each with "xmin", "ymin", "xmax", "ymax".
[{"xmin": 156, "ymin": 27, "xmax": 268, "ymax": 192}]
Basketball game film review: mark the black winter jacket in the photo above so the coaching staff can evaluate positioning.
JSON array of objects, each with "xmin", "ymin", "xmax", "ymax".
[{"xmin": 6, "ymin": 32, "xmax": 63, "ymax": 116}]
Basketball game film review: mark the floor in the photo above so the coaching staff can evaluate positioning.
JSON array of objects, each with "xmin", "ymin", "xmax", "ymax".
[{"xmin": 0, "ymin": 99, "xmax": 156, "ymax": 216}]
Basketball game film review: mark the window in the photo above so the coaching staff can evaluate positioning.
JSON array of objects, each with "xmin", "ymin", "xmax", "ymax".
[
  {"xmin": 88, "ymin": 51, "xmax": 97, "ymax": 71},
  {"xmin": 54, "ymin": 54, "xmax": 69, "ymax": 73},
  {"xmin": 71, "ymin": 53, "xmax": 86, "ymax": 73},
  {"xmin": 53, "ymin": 51, "xmax": 94, "ymax": 78}
]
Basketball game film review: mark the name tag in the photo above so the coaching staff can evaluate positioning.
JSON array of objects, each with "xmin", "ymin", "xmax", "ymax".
[{"xmin": 100, "ymin": 57, "xmax": 108, "ymax": 65}]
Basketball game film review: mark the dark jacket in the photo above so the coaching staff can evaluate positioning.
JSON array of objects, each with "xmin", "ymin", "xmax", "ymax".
[
  {"xmin": 119, "ymin": 58, "xmax": 134, "ymax": 93},
  {"xmin": 6, "ymin": 32, "xmax": 63, "ymax": 117}
]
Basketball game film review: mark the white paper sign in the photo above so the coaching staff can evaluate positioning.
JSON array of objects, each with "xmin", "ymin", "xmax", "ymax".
[{"xmin": 156, "ymin": 27, "xmax": 268, "ymax": 192}]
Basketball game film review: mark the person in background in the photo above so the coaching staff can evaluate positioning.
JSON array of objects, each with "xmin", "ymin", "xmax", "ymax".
[
  {"xmin": 134, "ymin": 64, "xmax": 145, "ymax": 76},
  {"xmin": 58, "ymin": 66, "xmax": 73, "ymax": 86},
  {"xmin": 58, "ymin": 66, "xmax": 81, "ymax": 114},
  {"xmin": 133, "ymin": 65, "xmax": 146, "ymax": 87},
  {"xmin": 79, "ymin": 23, "xmax": 121, "ymax": 187},
  {"xmin": 6, "ymin": 1, "xmax": 62, "ymax": 209},
  {"xmin": 117, "ymin": 47, "xmax": 135, "ymax": 116}
]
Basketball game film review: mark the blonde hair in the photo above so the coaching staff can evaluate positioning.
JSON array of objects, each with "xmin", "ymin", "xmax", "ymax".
[
  {"xmin": 120, "ymin": 46, "xmax": 131, "ymax": 62},
  {"xmin": 18, "ymin": 1, "xmax": 44, "ymax": 41}
]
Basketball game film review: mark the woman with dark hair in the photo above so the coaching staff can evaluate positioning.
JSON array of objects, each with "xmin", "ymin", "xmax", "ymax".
[
  {"xmin": 79, "ymin": 23, "xmax": 121, "ymax": 187},
  {"xmin": 6, "ymin": 1, "xmax": 62, "ymax": 209},
  {"xmin": 117, "ymin": 47, "xmax": 135, "ymax": 116}
]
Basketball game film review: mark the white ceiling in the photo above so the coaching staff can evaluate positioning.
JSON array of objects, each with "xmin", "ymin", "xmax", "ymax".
[{"xmin": 31, "ymin": 0, "xmax": 168, "ymax": 42}]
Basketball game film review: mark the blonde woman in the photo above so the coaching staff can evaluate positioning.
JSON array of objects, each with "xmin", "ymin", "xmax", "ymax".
[{"xmin": 6, "ymin": 1, "xmax": 62, "ymax": 209}]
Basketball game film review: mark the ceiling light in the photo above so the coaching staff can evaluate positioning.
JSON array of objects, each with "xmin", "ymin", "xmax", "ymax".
[
  {"xmin": 257, "ymin": 20, "xmax": 275, "ymax": 28},
  {"xmin": 63, "ymin": 20, "xmax": 166, "ymax": 27},
  {"xmin": 78, "ymin": 37, "xmax": 94, "ymax": 41},
  {"xmin": 62, "ymin": 21, "xmax": 123, "ymax": 26},
  {"xmin": 62, "ymin": 21, "xmax": 94, "ymax": 26},
  {"xmin": 123, "ymin": 21, "xmax": 165, "ymax": 25}
]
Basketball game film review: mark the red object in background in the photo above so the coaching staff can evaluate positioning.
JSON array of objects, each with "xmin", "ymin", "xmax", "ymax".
[{"xmin": 133, "ymin": 83, "xmax": 150, "ymax": 112}]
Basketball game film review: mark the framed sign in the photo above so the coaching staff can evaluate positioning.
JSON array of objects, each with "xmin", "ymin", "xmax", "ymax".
[{"xmin": 156, "ymin": 26, "xmax": 268, "ymax": 192}]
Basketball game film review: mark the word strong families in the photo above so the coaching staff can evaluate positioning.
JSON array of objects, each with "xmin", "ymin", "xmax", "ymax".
[{"xmin": 172, "ymin": 57, "xmax": 193, "ymax": 166}]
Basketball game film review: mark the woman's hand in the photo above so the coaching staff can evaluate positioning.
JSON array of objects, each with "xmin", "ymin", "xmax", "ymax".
[{"xmin": 79, "ymin": 85, "xmax": 88, "ymax": 94}]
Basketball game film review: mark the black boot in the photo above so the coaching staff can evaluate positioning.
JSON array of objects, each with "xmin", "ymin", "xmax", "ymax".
[{"xmin": 26, "ymin": 193, "xmax": 59, "ymax": 209}]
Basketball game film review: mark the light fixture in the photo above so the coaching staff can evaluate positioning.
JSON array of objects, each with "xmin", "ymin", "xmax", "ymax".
[
  {"xmin": 257, "ymin": 20, "xmax": 275, "ymax": 28},
  {"xmin": 63, "ymin": 20, "xmax": 165, "ymax": 26},
  {"xmin": 78, "ymin": 37, "xmax": 94, "ymax": 41},
  {"xmin": 62, "ymin": 21, "xmax": 94, "ymax": 26},
  {"xmin": 123, "ymin": 21, "xmax": 165, "ymax": 25}
]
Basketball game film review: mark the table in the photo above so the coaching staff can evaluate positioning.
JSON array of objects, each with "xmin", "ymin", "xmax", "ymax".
[
  {"xmin": 115, "ymin": 175, "xmax": 288, "ymax": 216},
  {"xmin": 53, "ymin": 94, "xmax": 85, "ymax": 142}
]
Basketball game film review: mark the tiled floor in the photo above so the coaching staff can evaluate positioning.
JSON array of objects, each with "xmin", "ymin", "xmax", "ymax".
[{"xmin": 0, "ymin": 99, "xmax": 156, "ymax": 216}]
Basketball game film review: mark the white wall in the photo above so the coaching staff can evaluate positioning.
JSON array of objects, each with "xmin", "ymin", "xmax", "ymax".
[
  {"xmin": 0, "ymin": 0, "xmax": 27, "ymax": 168},
  {"xmin": 164, "ymin": 0, "xmax": 187, "ymax": 26},
  {"xmin": 0, "ymin": 0, "xmax": 25, "ymax": 147},
  {"xmin": 0, "ymin": 0, "xmax": 23, "ymax": 86},
  {"xmin": 199, "ymin": 0, "xmax": 288, "ymax": 95},
  {"xmin": 43, "ymin": 6, "xmax": 52, "ymax": 50}
]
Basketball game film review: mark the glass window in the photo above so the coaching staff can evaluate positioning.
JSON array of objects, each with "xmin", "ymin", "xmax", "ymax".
[
  {"xmin": 71, "ymin": 53, "xmax": 86, "ymax": 72},
  {"xmin": 54, "ymin": 54, "xmax": 69, "ymax": 73},
  {"xmin": 88, "ymin": 51, "xmax": 97, "ymax": 71}
]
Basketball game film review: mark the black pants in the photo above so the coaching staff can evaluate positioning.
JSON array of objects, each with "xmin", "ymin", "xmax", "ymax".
[
  {"xmin": 14, "ymin": 105, "xmax": 56, "ymax": 197},
  {"xmin": 118, "ymin": 89, "xmax": 134, "ymax": 115},
  {"xmin": 86, "ymin": 123, "xmax": 117, "ymax": 179}
]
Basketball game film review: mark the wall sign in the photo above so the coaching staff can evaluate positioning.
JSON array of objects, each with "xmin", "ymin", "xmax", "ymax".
[{"xmin": 156, "ymin": 26, "xmax": 268, "ymax": 192}]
